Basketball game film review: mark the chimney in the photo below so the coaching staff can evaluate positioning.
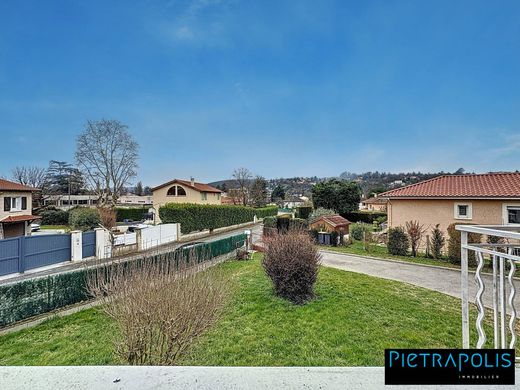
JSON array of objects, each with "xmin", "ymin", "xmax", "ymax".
[{"xmin": 190, "ymin": 177, "xmax": 195, "ymax": 186}]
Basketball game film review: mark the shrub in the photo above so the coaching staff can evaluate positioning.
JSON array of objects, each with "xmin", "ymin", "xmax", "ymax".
[
  {"xmin": 387, "ymin": 227, "xmax": 410, "ymax": 256},
  {"xmin": 295, "ymin": 206, "xmax": 312, "ymax": 220},
  {"xmin": 115, "ymin": 207, "xmax": 149, "ymax": 222},
  {"xmin": 447, "ymin": 223, "xmax": 482, "ymax": 266},
  {"xmin": 40, "ymin": 209, "xmax": 69, "ymax": 225},
  {"xmin": 69, "ymin": 208, "xmax": 101, "ymax": 231},
  {"xmin": 159, "ymin": 204, "xmax": 277, "ymax": 234},
  {"xmin": 263, "ymin": 216, "xmax": 277, "ymax": 228},
  {"xmin": 405, "ymin": 220, "xmax": 426, "ymax": 257},
  {"xmin": 99, "ymin": 207, "xmax": 116, "ymax": 229},
  {"xmin": 262, "ymin": 230, "xmax": 321, "ymax": 304},
  {"xmin": 87, "ymin": 250, "xmax": 229, "ymax": 365},
  {"xmin": 350, "ymin": 223, "xmax": 366, "ymax": 241},
  {"xmin": 431, "ymin": 224, "xmax": 445, "ymax": 259},
  {"xmin": 344, "ymin": 211, "xmax": 387, "ymax": 224},
  {"xmin": 289, "ymin": 218, "xmax": 308, "ymax": 231}
]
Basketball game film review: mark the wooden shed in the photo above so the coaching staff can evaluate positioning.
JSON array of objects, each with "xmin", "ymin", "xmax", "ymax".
[{"xmin": 309, "ymin": 214, "xmax": 351, "ymax": 235}]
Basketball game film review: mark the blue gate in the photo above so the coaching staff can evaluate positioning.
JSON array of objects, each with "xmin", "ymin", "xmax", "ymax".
[
  {"xmin": 24, "ymin": 234, "xmax": 71, "ymax": 271},
  {"xmin": 0, "ymin": 237, "xmax": 21, "ymax": 276},
  {"xmin": 0, "ymin": 234, "xmax": 72, "ymax": 276},
  {"xmin": 82, "ymin": 231, "xmax": 96, "ymax": 258}
]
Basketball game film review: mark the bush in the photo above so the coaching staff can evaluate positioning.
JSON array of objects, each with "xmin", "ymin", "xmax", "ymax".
[
  {"xmin": 289, "ymin": 218, "xmax": 308, "ymax": 231},
  {"xmin": 115, "ymin": 207, "xmax": 149, "ymax": 222},
  {"xmin": 69, "ymin": 208, "xmax": 101, "ymax": 231},
  {"xmin": 263, "ymin": 216, "xmax": 277, "ymax": 228},
  {"xmin": 405, "ymin": 220, "xmax": 426, "ymax": 257},
  {"xmin": 40, "ymin": 209, "xmax": 69, "ymax": 225},
  {"xmin": 344, "ymin": 211, "xmax": 387, "ymax": 224},
  {"xmin": 431, "ymin": 224, "xmax": 445, "ymax": 259},
  {"xmin": 295, "ymin": 206, "xmax": 312, "ymax": 220},
  {"xmin": 387, "ymin": 227, "xmax": 410, "ymax": 256},
  {"xmin": 447, "ymin": 223, "xmax": 482, "ymax": 266},
  {"xmin": 262, "ymin": 231, "xmax": 321, "ymax": 304},
  {"xmin": 159, "ymin": 204, "xmax": 277, "ymax": 234},
  {"xmin": 350, "ymin": 223, "xmax": 367, "ymax": 241},
  {"xmin": 99, "ymin": 207, "xmax": 116, "ymax": 229}
]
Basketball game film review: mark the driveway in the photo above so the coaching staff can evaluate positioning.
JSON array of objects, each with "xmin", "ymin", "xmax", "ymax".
[{"xmin": 320, "ymin": 250, "xmax": 517, "ymax": 310}]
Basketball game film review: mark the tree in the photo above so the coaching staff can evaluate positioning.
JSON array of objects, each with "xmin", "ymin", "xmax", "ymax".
[
  {"xmin": 143, "ymin": 186, "xmax": 153, "ymax": 196},
  {"xmin": 135, "ymin": 181, "xmax": 144, "ymax": 196},
  {"xmin": 312, "ymin": 179, "xmax": 361, "ymax": 215},
  {"xmin": 431, "ymin": 224, "xmax": 445, "ymax": 259},
  {"xmin": 11, "ymin": 166, "xmax": 46, "ymax": 188},
  {"xmin": 45, "ymin": 160, "xmax": 85, "ymax": 195},
  {"xmin": 231, "ymin": 167, "xmax": 252, "ymax": 206},
  {"xmin": 250, "ymin": 176, "xmax": 268, "ymax": 207},
  {"xmin": 271, "ymin": 185, "xmax": 285, "ymax": 203},
  {"xmin": 75, "ymin": 119, "xmax": 139, "ymax": 206}
]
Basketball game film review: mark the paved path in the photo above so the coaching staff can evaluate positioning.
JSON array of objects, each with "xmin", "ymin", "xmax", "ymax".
[
  {"xmin": 1, "ymin": 366, "xmax": 518, "ymax": 390},
  {"xmin": 320, "ymin": 251, "xmax": 517, "ymax": 310}
]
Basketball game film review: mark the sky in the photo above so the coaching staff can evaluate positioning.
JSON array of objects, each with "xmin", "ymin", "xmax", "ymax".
[{"xmin": 1, "ymin": 0, "xmax": 519, "ymax": 186}]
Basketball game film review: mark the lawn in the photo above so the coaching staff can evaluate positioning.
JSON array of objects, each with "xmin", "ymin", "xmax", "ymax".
[
  {"xmin": 0, "ymin": 255, "xmax": 488, "ymax": 366},
  {"xmin": 322, "ymin": 241, "xmax": 460, "ymax": 269},
  {"xmin": 40, "ymin": 225, "xmax": 70, "ymax": 232}
]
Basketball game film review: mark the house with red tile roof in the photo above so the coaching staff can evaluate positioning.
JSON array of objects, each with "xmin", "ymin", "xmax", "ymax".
[
  {"xmin": 0, "ymin": 179, "xmax": 41, "ymax": 239},
  {"xmin": 379, "ymin": 172, "xmax": 520, "ymax": 238},
  {"xmin": 151, "ymin": 178, "xmax": 222, "ymax": 223},
  {"xmin": 309, "ymin": 214, "xmax": 351, "ymax": 234}
]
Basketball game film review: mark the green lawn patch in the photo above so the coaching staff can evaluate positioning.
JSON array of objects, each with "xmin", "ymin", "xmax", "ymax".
[
  {"xmin": 0, "ymin": 256, "xmax": 489, "ymax": 366},
  {"xmin": 40, "ymin": 225, "xmax": 70, "ymax": 231}
]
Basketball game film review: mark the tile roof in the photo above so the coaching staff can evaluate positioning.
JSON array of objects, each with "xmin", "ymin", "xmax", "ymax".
[
  {"xmin": 363, "ymin": 197, "xmax": 388, "ymax": 205},
  {"xmin": 379, "ymin": 173, "xmax": 520, "ymax": 199},
  {"xmin": 1, "ymin": 215, "xmax": 40, "ymax": 223},
  {"xmin": 0, "ymin": 179, "xmax": 40, "ymax": 192},
  {"xmin": 313, "ymin": 214, "xmax": 351, "ymax": 227},
  {"xmin": 152, "ymin": 179, "xmax": 222, "ymax": 193}
]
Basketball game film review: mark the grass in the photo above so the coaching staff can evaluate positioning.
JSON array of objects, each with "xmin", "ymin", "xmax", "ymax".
[
  {"xmin": 40, "ymin": 225, "xmax": 70, "ymax": 231},
  {"xmin": 322, "ymin": 241, "xmax": 460, "ymax": 269},
  {"xmin": 0, "ymin": 255, "xmax": 491, "ymax": 366}
]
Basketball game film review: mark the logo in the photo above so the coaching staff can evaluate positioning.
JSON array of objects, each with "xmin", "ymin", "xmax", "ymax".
[{"xmin": 385, "ymin": 349, "xmax": 515, "ymax": 385}]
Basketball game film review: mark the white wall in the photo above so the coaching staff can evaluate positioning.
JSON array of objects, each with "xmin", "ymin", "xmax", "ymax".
[{"xmin": 139, "ymin": 223, "xmax": 179, "ymax": 250}]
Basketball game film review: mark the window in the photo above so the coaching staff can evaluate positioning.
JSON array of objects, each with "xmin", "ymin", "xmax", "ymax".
[
  {"xmin": 507, "ymin": 207, "xmax": 520, "ymax": 224},
  {"xmin": 454, "ymin": 203, "xmax": 472, "ymax": 219},
  {"xmin": 5, "ymin": 197, "xmax": 25, "ymax": 212},
  {"xmin": 201, "ymin": 192, "xmax": 207, "ymax": 201},
  {"xmin": 167, "ymin": 185, "xmax": 187, "ymax": 196}
]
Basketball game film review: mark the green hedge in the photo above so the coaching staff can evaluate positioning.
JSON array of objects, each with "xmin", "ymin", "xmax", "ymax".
[
  {"xmin": 343, "ymin": 211, "xmax": 387, "ymax": 224},
  {"xmin": 0, "ymin": 234, "xmax": 247, "ymax": 328},
  {"xmin": 40, "ymin": 209, "xmax": 70, "ymax": 225},
  {"xmin": 115, "ymin": 207, "xmax": 149, "ymax": 222},
  {"xmin": 159, "ymin": 204, "xmax": 277, "ymax": 234},
  {"xmin": 295, "ymin": 206, "xmax": 312, "ymax": 219}
]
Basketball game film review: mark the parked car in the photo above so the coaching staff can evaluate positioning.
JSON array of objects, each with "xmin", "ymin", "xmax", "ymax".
[
  {"xmin": 177, "ymin": 241, "xmax": 204, "ymax": 251},
  {"xmin": 30, "ymin": 223, "xmax": 40, "ymax": 232},
  {"xmin": 127, "ymin": 223, "xmax": 150, "ymax": 233}
]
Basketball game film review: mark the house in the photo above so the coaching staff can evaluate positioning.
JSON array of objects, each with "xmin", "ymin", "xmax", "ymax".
[
  {"xmin": 152, "ymin": 178, "xmax": 222, "ymax": 223},
  {"xmin": 44, "ymin": 194, "xmax": 153, "ymax": 210},
  {"xmin": 0, "ymin": 179, "xmax": 41, "ymax": 239},
  {"xmin": 282, "ymin": 196, "xmax": 306, "ymax": 209},
  {"xmin": 309, "ymin": 214, "xmax": 351, "ymax": 235},
  {"xmin": 361, "ymin": 196, "xmax": 388, "ymax": 212},
  {"xmin": 380, "ymin": 172, "xmax": 520, "ymax": 236}
]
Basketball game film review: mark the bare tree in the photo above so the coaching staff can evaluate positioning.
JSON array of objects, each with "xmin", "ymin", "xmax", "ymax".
[
  {"xmin": 231, "ymin": 167, "xmax": 252, "ymax": 206},
  {"xmin": 11, "ymin": 166, "xmax": 46, "ymax": 188},
  {"xmin": 249, "ymin": 176, "xmax": 268, "ymax": 207},
  {"xmin": 75, "ymin": 120, "xmax": 139, "ymax": 206},
  {"xmin": 405, "ymin": 220, "xmax": 427, "ymax": 257},
  {"xmin": 87, "ymin": 249, "xmax": 229, "ymax": 365}
]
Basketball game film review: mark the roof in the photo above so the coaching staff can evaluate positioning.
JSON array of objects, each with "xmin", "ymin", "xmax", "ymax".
[
  {"xmin": 152, "ymin": 179, "xmax": 222, "ymax": 193},
  {"xmin": 0, "ymin": 179, "xmax": 40, "ymax": 192},
  {"xmin": 221, "ymin": 196, "xmax": 236, "ymax": 205},
  {"xmin": 1, "ymin": 215, "xmax": 40, "ymax": 223},
  {"xmin": 363, "ymin": 197, "xmax": 388, "ymax": 205},
  {"xmin": 312, "ymin": 214, "xmax": 351, "ymax": 227},
  {"xmin": 379, "ymin": 173, "xmax": 520, "ymax": 199}
]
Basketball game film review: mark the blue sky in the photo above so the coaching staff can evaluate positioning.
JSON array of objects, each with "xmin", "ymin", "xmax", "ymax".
[{"xmin": 1, "ymin": 0, "xmax": 519, "ymax": 186}]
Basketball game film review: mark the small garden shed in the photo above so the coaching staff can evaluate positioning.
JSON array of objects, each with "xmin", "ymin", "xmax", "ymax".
[{"xmin": 309, "ymin": 215, "xmax": 351, "ymax": 235}]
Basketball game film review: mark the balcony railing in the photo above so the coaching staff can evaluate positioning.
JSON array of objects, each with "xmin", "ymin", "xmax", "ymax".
[{"xmin": 456, "ymin": 225, "xmax": 520, "ymax": 356}]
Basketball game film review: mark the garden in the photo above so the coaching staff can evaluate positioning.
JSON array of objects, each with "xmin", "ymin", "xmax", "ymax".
[{"xmin": 0, "ymin": 230, "xmax": 491, "ymax": 366}]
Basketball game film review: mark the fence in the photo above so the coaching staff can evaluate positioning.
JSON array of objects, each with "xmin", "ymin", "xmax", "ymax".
[
  {"xmin": 0, "ymin": 234, "xmax": 72, "ymax": 277},
  {"xmin": 457, "ymin": 224, "xmax": 520, "ymax": 360},
  {"xmin": 82, "ymin": 231, "xmax": 96, "ymax": 258},
  {"xmin": 140, "ymin": 224, "xmax": 178, "ymax": 250},
  {"xmin": 0, "ymin": 233, "xmax": 247, "ymax": 327}
]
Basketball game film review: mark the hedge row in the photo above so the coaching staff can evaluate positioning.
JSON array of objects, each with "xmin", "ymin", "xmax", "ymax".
[
  {"xmin": 343, "ymin": 211, "xmax": 387, "ymax": 224},
  {"xmin": 115, "ymin": 207, "xmax": 149, "ymax": 222},
  {"xmin": 40, "ymin": 209, "xmax": 70, "ymax": 225},
  {"xmin": 0, "ymin": 234, "xmax": 247, "ymax": 328},
  {"xmin": 159, "ymin": 203, "xmax": 277, "ymax": 234}
]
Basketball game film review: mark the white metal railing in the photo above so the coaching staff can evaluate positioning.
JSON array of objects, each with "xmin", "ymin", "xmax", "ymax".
[{"xmin": 456, "ymin": 225, "xmax": 520, "ymax": 355}]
